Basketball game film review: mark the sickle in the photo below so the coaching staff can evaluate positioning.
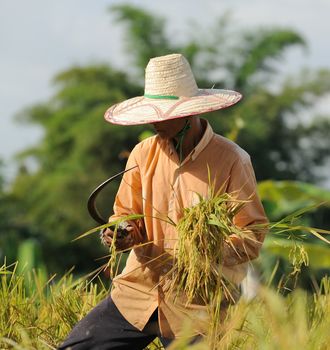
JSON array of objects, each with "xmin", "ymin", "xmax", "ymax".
[{"xmin": 87, "ymin": 166, "xmax": 138, "ymax": 224}]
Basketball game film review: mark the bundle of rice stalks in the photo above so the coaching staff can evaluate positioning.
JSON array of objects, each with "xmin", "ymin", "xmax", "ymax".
[
  {"xmin": 165, "ymin": 189, "xmax": 254, "ymax": 349},
  {"xmin": 170, "ymin": 190, "xmax": 250, "ymax": 305}
]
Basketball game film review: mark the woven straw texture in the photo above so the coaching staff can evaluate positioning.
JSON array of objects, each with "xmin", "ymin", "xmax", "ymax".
[{"xmin": 105, "ymin": 54, "xmax": 242, "ymax": 125}]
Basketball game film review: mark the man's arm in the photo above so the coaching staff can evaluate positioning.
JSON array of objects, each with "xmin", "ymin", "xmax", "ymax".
[
  {"xmin": 101, "ymin": 147, "xmax": 145, "ymax": 250},
  {"xmin": 223, "ymin": 156, "xmax": 268, "ymax": 266}
]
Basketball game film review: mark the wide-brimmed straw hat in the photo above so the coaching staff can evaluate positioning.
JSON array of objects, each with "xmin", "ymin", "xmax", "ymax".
[{"xmin": 104, "ymin": 53, "xmax": 242, "ymax": 126}]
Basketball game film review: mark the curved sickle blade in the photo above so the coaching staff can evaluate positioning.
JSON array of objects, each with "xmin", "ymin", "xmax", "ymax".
[{"xmin": 87, "ymin": 166, "xmax": 138, "ymax": 224}]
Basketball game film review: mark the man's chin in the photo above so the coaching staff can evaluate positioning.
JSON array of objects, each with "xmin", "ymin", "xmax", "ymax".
[{"xmin": 156, "ymin": 131, "xmax": 169, "ymax": 139}]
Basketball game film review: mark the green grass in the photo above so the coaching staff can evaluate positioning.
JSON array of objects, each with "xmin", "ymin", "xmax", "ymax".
[
  {"xmin": 0, "ymin": 262, "xmax": 163, "ymax": 350},
  {"xmin": 168, "ymin": 278, "xmax": 330, "ymax": 349},
  {"xmin": 2, "ymin": 194, "xmax": 330, "ymax": 349},
  {"xmin": 1, "ymin": 262, "xmax": 330, "ymax": 349},
  {"xmin": 0, "ymin": 262, "xmax": 103, "ymax": 349}
]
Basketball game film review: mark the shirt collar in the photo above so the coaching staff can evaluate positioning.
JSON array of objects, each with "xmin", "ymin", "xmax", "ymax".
[
  {"xmin": 190, "ymin": 119, "xmax": 214, "ymax": 162},
  {"xmin": 166, "ymin": 118, "xmax": 214, "ymax": 163}
]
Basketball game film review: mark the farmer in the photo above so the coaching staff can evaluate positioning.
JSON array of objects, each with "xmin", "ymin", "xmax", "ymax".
[{"xmin": 59, "ymin": 53, "xmax": 268, "ymax": 349}]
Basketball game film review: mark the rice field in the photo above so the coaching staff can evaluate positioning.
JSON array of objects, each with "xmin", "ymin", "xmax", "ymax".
[
  {"xmin": 1, "ymin": 260, "xmax": 330, "ymax": 350},
  {"xmin": 1, "ymin": 193, "xmax": 329, "ymax": 349}
]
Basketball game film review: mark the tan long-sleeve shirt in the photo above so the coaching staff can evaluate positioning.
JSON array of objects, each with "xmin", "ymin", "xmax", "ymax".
[{"xmin": 110, "ymin": 119, "xmax": 268, "ymax": 338}]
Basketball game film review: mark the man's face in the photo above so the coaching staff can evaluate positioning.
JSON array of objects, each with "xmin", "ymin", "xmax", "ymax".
[{"xmin": 152, "ymin": 118, "xmax": 188, "ymax": 139}]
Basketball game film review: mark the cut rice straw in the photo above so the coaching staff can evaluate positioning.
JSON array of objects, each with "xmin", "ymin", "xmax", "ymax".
[{"xmin": 169, "ymin": 189, "xmax": 250, "ymax": 304}]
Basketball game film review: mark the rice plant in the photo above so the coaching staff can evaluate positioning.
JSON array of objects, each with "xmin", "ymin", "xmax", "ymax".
[
  {"xmin": 165, "ymin": 188, "xmax": 329, "ymax": 349},
  {"xmin": 1, "ymin": 261, "xmax": 330, "ymax": 349},
  {"xmin": 0, "ymin": 262, "xmax": 107, "ymax": 349},
  {"xmin": 3, "ymin": 182, "xmax": 329, "ymax": 349},
  {"xmin": 170, "ymin": 191, "xmax": 248, "ymax": 304}
]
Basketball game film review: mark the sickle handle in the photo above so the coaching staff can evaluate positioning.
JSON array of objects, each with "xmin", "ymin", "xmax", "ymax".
[{"xmin": 87, "ymin": 166, "xmax": 138, "ymax": 224}]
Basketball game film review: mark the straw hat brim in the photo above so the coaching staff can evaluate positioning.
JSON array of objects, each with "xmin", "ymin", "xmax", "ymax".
[{"xmin": 104, "ymin": 88, "xmax": 242, "ymax": 126}]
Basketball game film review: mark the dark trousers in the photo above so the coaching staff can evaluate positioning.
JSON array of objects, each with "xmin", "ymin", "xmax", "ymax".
[{"xmin": 58, "ymin": 296, "xmax": 172, "ymax": 350}]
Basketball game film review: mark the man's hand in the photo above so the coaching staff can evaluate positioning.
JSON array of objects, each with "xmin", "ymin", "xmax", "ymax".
[{"xmin": 100, "ymin": 222, "xmax": 135, "ymax": 251}]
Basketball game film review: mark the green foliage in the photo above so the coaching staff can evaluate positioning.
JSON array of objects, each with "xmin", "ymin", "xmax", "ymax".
[
  {"xmin": 167, "ymin": 281, "xmax": 330, "ymax": 349},
  {"xmin": 1, "ymin": 263, "xmax": 330, "ymax": 349},
  {"xmin": 5, "ymin": 5, "xmax": 330, "ymax": 276},
  {"xmin": 0, "ymin": 161, "xmax": 27, "ymax": 265},
  {"xmin": 257, "ymin": 180, "xmax": 330, "ymax": 290},
  {"xmin": 111, "ymin": 5, "xmax": 171, "ymax": 71},
  {"xmin": 109, "ymin": 5, "xmax": 330, "ymax": 183},
  {"xmin": 264, "ymin": 239, "xmax": 330, "ymax": 270},
  {"xmin": 0, "ymin": 262, "xmax": 164, "ymax": 349},
  {"xmin": 10, "ymin": 65, "xmax": 150, "ymax": 273},
  {"xmin": 216, "ymin": 68, "xmax": 330, "ymax": 182},
  {"xmin": 16, "ymin": 239, "xmax": 48, "ymax": 293},
  {"xmin": 1, "ymin": 7, "xmax": 329, "ymax": 347},
  {"xmin": 231, "ymin": 28, "xmax": 306, "ymax": 90},
  {"xmin": 110, "ymin": 4, "xmax": 213, "ymax": 76},
  {"xmin": 0, "ymin": 262, "xmax": 107, "ymax": 349},
  {"xmin": 258, "ymin": 180, "xmax": 330, "ymax": 220}
]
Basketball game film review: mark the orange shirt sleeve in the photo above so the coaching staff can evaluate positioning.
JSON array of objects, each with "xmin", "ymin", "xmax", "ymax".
[
  {"xmin": 109, "ymin": 147, "xmax": 145, "ymax": 244},
  {"xmin": 223, "ymin": 155, "xmax": 268, "ymax": 266}
]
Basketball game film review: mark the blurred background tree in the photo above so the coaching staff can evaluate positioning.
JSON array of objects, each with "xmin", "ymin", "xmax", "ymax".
[{"xmin": 1, "ymin": 5, "xmax": 329, "ymax": 281}]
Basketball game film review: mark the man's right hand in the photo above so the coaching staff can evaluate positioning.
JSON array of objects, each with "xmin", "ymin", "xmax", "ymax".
[{"xmin": 100, "ymin": 222, "xmax": 135, "ymax": 251}]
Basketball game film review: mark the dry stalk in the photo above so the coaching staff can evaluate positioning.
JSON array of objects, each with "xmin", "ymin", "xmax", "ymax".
[
  {"xmin": 167, "ymin": 189, "xmax": 252, "ymax": 348},
  {"xmin": 170, "ymin": 191, "xmax": 249, "ymax": 304}
]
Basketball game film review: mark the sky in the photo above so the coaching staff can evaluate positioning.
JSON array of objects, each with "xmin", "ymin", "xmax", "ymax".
[{"xmin": 1, "ymin": 0, "xmax": 330, "ymax": 182}]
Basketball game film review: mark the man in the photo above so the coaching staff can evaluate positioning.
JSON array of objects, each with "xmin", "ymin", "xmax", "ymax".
[{"xmin": 59, "ymin": 53, "xmax": 268, "ymax": 349}]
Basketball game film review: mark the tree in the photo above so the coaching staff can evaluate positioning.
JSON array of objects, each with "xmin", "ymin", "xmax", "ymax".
[
  {"xmin": 10, "ymin": 66, "xmax": 147, "ymax": 273},
  {"xmin": 0, "ymin": 160, "xmax": 28, "ymax": 264},
  {"xmin": 111, "ymin": 4, "xmax": 330, "ymax": 183},
  {"xmin": 8, "ymin": 5, "xmax": 330, "ymax": 275}
]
